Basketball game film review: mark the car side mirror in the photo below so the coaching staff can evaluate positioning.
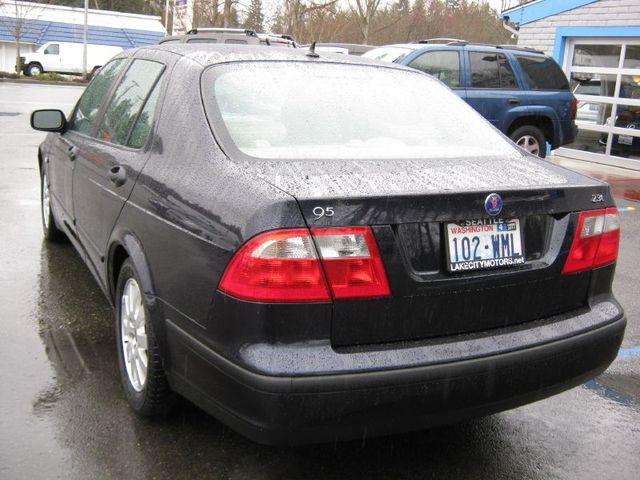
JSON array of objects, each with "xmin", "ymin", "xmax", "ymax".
[{"xmin": 31, "ymin": 109, "xmax": 66, "ymax": 132}]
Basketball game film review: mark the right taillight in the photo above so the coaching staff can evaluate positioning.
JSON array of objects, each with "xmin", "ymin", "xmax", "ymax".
[
  {"xmin": 562, "ymin": 207, "xmax": 620, "ymax": 275},
  {"xmin": 218, "ymin": 226, "xmax": 391, "ymax": 303},
  {"xmin": 571, "ymin": 97, "xmax": 579, "ymax": 120}
]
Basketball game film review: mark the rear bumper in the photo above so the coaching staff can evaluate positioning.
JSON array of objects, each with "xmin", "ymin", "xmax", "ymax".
[{"xmin": 166, "ymin": 306, "xmax": 625, "ymax": 445}]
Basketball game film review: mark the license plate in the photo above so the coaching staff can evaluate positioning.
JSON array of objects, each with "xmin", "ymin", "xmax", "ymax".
[
  {"xmin": 618, "ymin": 134, "xmax": 633, "ymax": 145},
  {"xmin": 446, "ymin": 219, "xmax": 525, "ymax": 272}
]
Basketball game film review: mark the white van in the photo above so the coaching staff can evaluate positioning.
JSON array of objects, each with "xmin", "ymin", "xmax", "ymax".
[{"xmin": 20, "ymin": 42, "xmax": 123, "ymax": 76}]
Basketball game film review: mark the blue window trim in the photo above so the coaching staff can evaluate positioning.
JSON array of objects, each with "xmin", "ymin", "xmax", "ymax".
[
  {"xmin": 500, "ymin": 0, "xmax": 599, "ymax": 27},
  {"xmin": 552, "ymin": 26, "xmax": 640, "ymax": 65}
]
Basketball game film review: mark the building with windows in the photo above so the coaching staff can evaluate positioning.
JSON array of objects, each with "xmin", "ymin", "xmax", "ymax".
[
  {"xmin": 0, "ymin": 1, "xmax": 165, "ymax": 74},
  {"xmin": 501, "ymin": 0, "xmax": 640, "ymax": 170}
]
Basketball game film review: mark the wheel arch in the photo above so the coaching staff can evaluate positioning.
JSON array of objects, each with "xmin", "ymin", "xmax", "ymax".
[
  {"xmin": 107, "ymin": 232, "xmax": 156, "ymax": 305},
  {"xmin": 26, "ymin": 61, "xmax": 44, "ymax": 75},
  {"xmin": 506, "ymin": 112, "xmax": 557, "ymax": 147}
]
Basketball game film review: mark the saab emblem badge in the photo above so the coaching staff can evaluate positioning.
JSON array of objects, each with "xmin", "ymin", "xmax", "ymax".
[{"xmin": 485, "ymin": 193, "xmax": 503, "ymax": 217}]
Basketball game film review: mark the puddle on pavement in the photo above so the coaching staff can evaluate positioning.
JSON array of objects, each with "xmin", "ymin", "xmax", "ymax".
[{"xmin": 574, "ymin": 171, "xmax": 640, "ymax": 202}]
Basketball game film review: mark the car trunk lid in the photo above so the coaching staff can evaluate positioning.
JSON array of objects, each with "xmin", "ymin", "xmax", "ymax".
[{"xmin": 244, "ymin": 154, "xmax": 613, "ymax": 346}]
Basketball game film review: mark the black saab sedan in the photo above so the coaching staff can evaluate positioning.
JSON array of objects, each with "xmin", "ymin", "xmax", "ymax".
[{"xmin": 31, "ymin": 44, "xmax": 625, "ymax": 445}]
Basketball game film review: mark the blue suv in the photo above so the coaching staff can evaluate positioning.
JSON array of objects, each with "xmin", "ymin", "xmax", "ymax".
[{"xmin": 363, "ymin": 39, "xmax": 577, "ymax": 157}]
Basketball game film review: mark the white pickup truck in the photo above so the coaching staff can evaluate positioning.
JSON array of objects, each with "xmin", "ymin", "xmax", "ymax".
[{"xmin": 20, "ymin": 41, "xmax": 123, "ymax": 76}]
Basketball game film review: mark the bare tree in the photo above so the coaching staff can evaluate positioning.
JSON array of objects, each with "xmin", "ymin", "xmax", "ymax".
[
  {"xmin": 277, "ymin": 0, "xmax": 337, "ymax": 40},
  {"xmin": 348, "ymin": 0, "xmax": 382, "ymax": 44},
  {"xmin": 0, "ymin": 1, "xmax": 46, "ymax": 75}
]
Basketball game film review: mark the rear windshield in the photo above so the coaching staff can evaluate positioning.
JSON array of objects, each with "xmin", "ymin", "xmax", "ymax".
[
  {"xmin": 201, "ymin": 62, "xmax": 519, "ymax": 161},
  {"xmin": 515, "ymin": 55, "xmax": 569, "ymax": 90},
  {"xmin": 362, "ymin": 47, "xmax": 414, "ymax": 63}
]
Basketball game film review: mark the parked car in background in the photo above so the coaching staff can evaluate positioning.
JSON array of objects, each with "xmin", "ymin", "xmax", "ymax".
[
  {"xmin": 309, "ymin": 42, "xmax": 375, "ymax": 56},
  {"xmin": 20, "ymin": 42, "xmax": 123, "ymax": 76},
  {"xmin": 364, "ymin": 39, "xmax": 578, "ymax": 157},
  {"xmin": 301, "ymin": 44, "xmax": 349, "ymax": 55},
  {"xmin": 31, "ymin": 44, "xmax": 624, "ymax": 445},
  {"xmin": 159, "ymin": 27, "xmax": 296, "ymax": 47}
]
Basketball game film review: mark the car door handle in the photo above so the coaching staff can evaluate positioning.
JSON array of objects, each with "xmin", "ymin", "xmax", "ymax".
[
  {"xmin": 108, "ymin": 165, "xmax": 127, "ymax": 187},
  {"xmin": 67, "ymin": 145, "xmax": 77, "ymax": 161},
  {"xmin": 508, "ymin": 98, "xmax": 520, "ymax": 105}
]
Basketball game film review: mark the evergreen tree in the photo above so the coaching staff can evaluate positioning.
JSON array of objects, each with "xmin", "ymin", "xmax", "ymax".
[{"xmin": 243, "ymin": 0, "xmax": 265, "ymax": 33}]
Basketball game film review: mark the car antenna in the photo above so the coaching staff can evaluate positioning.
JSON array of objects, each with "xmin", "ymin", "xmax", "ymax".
[{"xmin": 306, "ymin": 41, "xmax": 320, "ymax": 58}]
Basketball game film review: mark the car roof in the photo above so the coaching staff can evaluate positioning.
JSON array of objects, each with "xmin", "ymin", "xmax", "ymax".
[
  {"xmin": 371, "ymin": 42, "xmax": 546, "ymax": 57},
  {"xmin": 139, "ymin": 43, "xmax": 410, "ymax": 69}
]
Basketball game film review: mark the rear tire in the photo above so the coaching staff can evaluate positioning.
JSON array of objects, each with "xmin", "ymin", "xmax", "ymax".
[
  {"xmin": 115, "ymin": 259, "xmax": 176, "ymax": 416},
  {"xmin": 510, "ymin": 125, "xmax": 546, "ymax": 158},
  {"xmin": 41, "ymin": 162, "xmax": 66, "ymax": 242}
]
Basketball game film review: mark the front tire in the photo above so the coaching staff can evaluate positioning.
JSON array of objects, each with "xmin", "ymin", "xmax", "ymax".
[
  {"xmin": 510, "ymin": 125, "xmax": 546, "ymax": 158},
  {"xmin": 41, "ymin": 162, "xmax": 66, "ymax": 242},
  {"xmin": 116, "ymin": 259, "xmax": 175, "ymax": 416},
  {"xmin": 27, "ymin": 63, "xmax": 43, "ymax": 76}
]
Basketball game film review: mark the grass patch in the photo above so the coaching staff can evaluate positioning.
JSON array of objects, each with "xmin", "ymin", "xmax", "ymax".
[
  {"xmin": 0, "ymin": 70, "xmax": 87, "ymax": 84},
  {"xmin": 34, "ymin": 72, "xmax": 66, "ymax": 82}
]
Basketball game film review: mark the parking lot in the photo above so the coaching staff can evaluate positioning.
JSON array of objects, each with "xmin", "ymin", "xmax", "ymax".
[{"xmin": 1, "ymin": 81, "xmax": 639, "ymax": 479}]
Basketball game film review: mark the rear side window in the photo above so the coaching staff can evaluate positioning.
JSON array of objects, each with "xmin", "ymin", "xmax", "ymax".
[
  {"xmin": 128, "ymin": 81, "xmax": 162, "ymax": 148},
  {"xmin": 408, "ymin": 51, "xmax": 461, "ymax": 88},
  {"xmin": 225, "ymin": 39, "xmax": 247, "ymax": 44},
  {"xmin": 516, "ymin": 55, "xmax": 569, "ymax": 90},
  {"xmin": 68, "ymin": 59, "xmax": 125, "ymax": 136},
  {"xmin": 97, "ymin": 59, "xmax": 164, "ymax": 146},
  {"xmin": 469, "ymin": 52, "xmax": 517, "ymax": 89},
  {"xmin": 498, "ymin": 55, "xmax": 517, "ymax": 88}
]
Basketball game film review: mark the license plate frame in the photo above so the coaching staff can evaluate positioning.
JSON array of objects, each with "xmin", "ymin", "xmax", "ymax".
[
  {"xmin": 445, "ymin": 218, "xmax": 525, "ymax": 273},
  {"xmin": 618, "ymin": 134, "xmax": 634, "ymax": 146}
]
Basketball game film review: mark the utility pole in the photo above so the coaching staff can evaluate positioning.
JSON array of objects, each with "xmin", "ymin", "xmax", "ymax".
[
  {"xmin": 83, "ymin": 0, "xmax": 88, "ymax": 76},
  {"xmin": 164, "ymin": 0, "xmax": 171, "ymax": 35}
]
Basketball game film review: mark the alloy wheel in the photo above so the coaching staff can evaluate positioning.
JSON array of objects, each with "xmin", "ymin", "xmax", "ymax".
[
  {"xmin": 516, "ymin": 135, "xmax": 540, "ymax": 156},
  {"xmin": 42, "ymin": 170, "xmax": 50, "ymax": 230},
  {"xmin": 120, "ymin": 278, "xmax": 148, "ymax": 392}
]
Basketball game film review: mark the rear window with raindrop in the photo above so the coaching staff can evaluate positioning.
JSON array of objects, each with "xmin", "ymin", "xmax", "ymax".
[{"xmin": 202, "ymin": 62, "xmax": 519, "ymax": 161}]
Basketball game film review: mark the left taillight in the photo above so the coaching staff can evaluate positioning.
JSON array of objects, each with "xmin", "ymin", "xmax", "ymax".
[
  {"xmin": 562, "ymin": 207, "xmax": 620, "ymax": 275},
  {"xmin": 218, "ymin": 228, "xmax": 330, "ymax": 303},
  {"xmin": 311, "ymin": 226, "xmax": 391, "ymax": 300},
  {"xmin": 218, "ymin": 226, "xmax": 391, "ymax": 303}
]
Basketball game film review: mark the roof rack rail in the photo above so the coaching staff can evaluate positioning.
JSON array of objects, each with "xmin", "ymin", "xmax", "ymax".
[
  {"xmin": 415, "ymin": 37, "xmax": 467, "ymax": 45},
  {"xmin": 496, "ymin": 44, "xmax": 544, "ymax": 54},
  {"xmin": 186, "ymin": 28, "xmax": 258, "ymax": 37}
]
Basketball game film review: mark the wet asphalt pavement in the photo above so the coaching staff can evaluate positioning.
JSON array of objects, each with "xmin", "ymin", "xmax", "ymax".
[{"xmin": 1, "ymin": 82, "xmax": 639, "ymax": 480}]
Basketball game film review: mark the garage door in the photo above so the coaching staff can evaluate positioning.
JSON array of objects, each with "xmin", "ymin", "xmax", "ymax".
[{"xmin": 557, "ymin": 39, "xmax": 640, "ymax": 169}]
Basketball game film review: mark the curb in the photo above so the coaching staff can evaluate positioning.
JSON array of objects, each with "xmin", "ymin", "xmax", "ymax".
[{"xmin": 0, "ymin": 78, "xmax": 87, "ymax": 87}]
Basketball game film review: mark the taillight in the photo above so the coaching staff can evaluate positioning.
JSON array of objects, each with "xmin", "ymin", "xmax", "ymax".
[
  {"xmin": 562, "ymin": 207, "xmax": 620, "ymax": 275},
  {"xmin": 571, "ymin": 97, "xmax": 578, "ymax": 120},
  {"xmin": 218, "ymin": 227, "xmax": 391, "ymax": 302},
  {"xmin": 218, "ymin": 229, "xmax": 330, "ymax": 303},
  {"xmin": 311, "ymin": 227, "xmax": 391, "ymax": 300}
]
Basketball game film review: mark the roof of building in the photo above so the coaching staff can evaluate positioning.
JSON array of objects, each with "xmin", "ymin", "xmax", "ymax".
[
  {"xmin": 0, "ymin": 1, "xmax": 165, "ymax": 48},
  {"xmin": 370, "ymin": 42, "xmax": 545, "ymax": 55},
  {"xmin": 500, "ymin": 0, "xmax": 600, "ymax": 26}
]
